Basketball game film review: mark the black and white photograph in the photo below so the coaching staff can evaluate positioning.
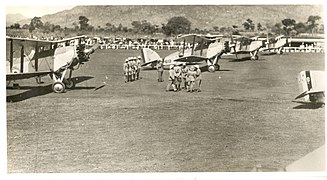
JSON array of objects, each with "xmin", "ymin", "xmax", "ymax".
[{"xmin": 3, "ymin": 0, "xmax": 326, "ymax": 178}]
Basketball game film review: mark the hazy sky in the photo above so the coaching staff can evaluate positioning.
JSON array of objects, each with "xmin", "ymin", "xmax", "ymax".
[
  {"xmin": 5, "ymin": 0, "xmax": 325, "ymax": 18},
  {"xmin": 6, "ymin": 6, "xmax": 76, "ymax": 18}
]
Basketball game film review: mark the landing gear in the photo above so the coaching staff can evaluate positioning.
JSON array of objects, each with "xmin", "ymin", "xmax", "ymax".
[
  {"xmin": 251, "ymin": 55, "xmax": 259, "ymax": 60},
  {"xmin": 215, "ymin": 64, "xmax": 220, "ymax": 71},
  {"xmin": 52, "ymin": 81, "xmax": 65, "ymax": 93},
  {"xmin": 35, "ymin": 76, "xmax": 44, "ymax": 84},
  {"xmin": 64, "ymin": 78, "xmax": 75, "ymax": 89},
  {"xmin": 277, "ymin": 50, "xmax": 283, "ymax": 55},
  {"xmin": 51, "ymin": 68, "xmax": 74, "ymax": 93},
  {"xmin": 250, "ymin": 50, "xmax": 259, "ymax": 60}
]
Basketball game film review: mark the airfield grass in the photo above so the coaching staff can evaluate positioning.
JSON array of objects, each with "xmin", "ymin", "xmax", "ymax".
[{"xmin": 7, "ymin": 50, "xmax": 325, "ymax": 172}]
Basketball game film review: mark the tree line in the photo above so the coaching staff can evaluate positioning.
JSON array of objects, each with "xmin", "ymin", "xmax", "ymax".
[{"xmin": 7, "ymin": 15, "xmax": 323, "ymax": 37}]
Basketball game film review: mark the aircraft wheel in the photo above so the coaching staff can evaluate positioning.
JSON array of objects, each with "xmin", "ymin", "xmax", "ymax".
[
  {"xmin": 65, "ymin": 79, "xmax": 75, "ymax": 89},
  {"xmin": 52, "ymin": 81, "xmax": 65, "ymax": 93},
  {"xmin": 251, "ymin": 56, "xmax": 255, "ymax": 60},
  {"xmin": 255, "ymin": 55, "xmax": 259, "ymax": 60},
  {"xmin": 215, "ymin": 64, "xmax": 220, "ymax": 71}
]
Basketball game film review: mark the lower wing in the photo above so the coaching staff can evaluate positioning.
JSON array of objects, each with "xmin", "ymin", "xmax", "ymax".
[{"xmin": 7, "ymin": 71, "xmax": 52, "ymax": 81}]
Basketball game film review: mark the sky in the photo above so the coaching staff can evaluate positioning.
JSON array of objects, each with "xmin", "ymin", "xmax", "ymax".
[
  {"xmin": 5, "ymin": 0, "xmax": 325, "ymax": 18},
  {"xmin": 6, "ymin": 6, "xmax": 76, "ymax": 18}
]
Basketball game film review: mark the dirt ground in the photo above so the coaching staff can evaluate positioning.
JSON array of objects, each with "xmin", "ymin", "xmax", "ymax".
[{"xmin": 6, "ymin": 50, "xmax": 325, "ymax": 172}]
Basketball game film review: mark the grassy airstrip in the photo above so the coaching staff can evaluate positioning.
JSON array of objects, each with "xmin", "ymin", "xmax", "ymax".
[{"xmin": 7, "ymin": 50, "xmax": 325, "ymax": 172}]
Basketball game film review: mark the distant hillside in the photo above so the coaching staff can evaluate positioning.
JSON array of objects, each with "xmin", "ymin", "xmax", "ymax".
[
  {"xmin": 6, "ymin": 13, "xmax": 27, "ymax": 27},
  {"xmin": 12, "ymin": 5, "xmax": 324, "ymax": 30}
]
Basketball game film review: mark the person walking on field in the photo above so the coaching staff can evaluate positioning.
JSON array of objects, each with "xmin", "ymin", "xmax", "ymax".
[
  {"xmin": 136, "ymin": 56, "xmax": 142, "ymax": 80},
  {"xmin": 187, "ymin": 65, "xmax": 196, "ymax": 92},
  {"xmin": 174, "ymin": 64, "xmax": 182, "ymax": 91},
  {"xmin": 181, "ymin": 63, "xmax": 189, "ymax": 90},
  {"xmin": 194, "ymin": 65, "xmax": 202, "ymax": 92},
  {"xmin": 123, "ymin": 58, "xmax": 129, "ymax": 83},
  {"xmin": 156, "ymin": 58, "xmax": 164, "ymax": 82},
  {"xmin": 131, "ymin": 57, "xmax": 137, "ymax": 81},
  {"xmin": 166, "ymin": 64, "xmax": 177, "ymax": 92},
  {"xmin": 127, "ymin": 57, "xmax": 133, "ymax": 81}
]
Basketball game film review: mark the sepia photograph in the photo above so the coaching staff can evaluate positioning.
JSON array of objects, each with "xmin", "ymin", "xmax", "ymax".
[{"xmin": 3, "ymin": 0, "xmax": 325, "ymax": 178}]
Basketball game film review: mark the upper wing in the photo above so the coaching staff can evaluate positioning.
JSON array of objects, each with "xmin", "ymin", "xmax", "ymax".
[
  {"xmin": 6, "ymin": 37, "xmax": 56, "ymax": 47},
  {"xmin": 6, "ymin": 35, "xmax": 86, "ymax": 48},
  {"xmin": 176, "ymin": 34, "xmax": 213, "ymax": 43},
  {"xmin": 54, "ymin": 35, "xmax": 86, "ymax": 43}
]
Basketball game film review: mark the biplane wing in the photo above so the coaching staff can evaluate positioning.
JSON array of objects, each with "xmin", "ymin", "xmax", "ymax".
[
  {"xmin": 173, "ymin": 55, "xmax": 208, "ymax": 63},
  {"xmin": 141, "ymin": 34, "xmax": 226, "ymax": 72},
  {"xmin": 6, "ymin": 35, "xmax": 98, "ymax": 93},
  {"xmin": 6, "ymin": 71, "xmax": 52, "ymax": 81},
  {"xmin": 176, "ymin": 34, "xmax": 215, "ymax": 43}
]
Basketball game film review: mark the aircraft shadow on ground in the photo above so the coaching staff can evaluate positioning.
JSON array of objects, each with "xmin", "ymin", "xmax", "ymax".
[
  {"xmin": 292, "ymin": 103, "xmax": 324, "ymax": 110},
  {"xmin": 261, "ymin": 52, "xmax": 278, "ymax": 56},
  {"xmin": 141, "ymin": 67, "xmax": 157, "ymax": 71},
  {"xmin": 228, "ymin": 56, "xmax": 267, "ymax": 62},
  {"xmin": 7, "ymin": 76, "xmax": 94, "ymax": 103},
  {"xmin": 199, "ymin": 66, "xmax": 232, "ymax": 72},
  {"xmin": 261, "ymin": 52, "xmax": 289, "ymax": 56},
  {"xmin": 142, "ymin": 66, "xmax": 232, "ymax": 73}
]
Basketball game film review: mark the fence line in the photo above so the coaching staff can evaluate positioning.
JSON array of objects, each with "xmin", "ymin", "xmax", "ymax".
[{"xmin": 95, "ymin": 44, "xmax": 324, "ymax": 53}]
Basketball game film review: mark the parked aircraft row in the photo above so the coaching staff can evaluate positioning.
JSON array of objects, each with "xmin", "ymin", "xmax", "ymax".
[
  {"xmin": 6, "ymin": 34, "xmax": 324, "ymax": 106},
  {"xmin": 141, "ymin": 34, "xmax": 288, "ymax": 72}
]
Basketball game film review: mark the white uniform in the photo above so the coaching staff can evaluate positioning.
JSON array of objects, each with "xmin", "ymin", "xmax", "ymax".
[{"xmin": 166, "ymin": 65, "xmax": 177, "ymax": 91}]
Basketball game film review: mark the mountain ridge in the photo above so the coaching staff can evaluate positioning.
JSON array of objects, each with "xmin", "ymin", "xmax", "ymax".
[{"xmin": 8, "ymin": 5, "xmax": 324, "ymax": 30}]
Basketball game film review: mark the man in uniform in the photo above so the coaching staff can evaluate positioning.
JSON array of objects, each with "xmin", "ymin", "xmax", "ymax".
[
  {"xmin": 132, "ymin": 57, "xmax": 138, "ymax": 81},
  {"xmin": 187, "ymin": 65, "xmax": 196, "ymax": 92},
  {"xmin": 181, "ymin": 63, "xmax": 189, "ymax": 90},
  {"xmin": 166, "ymin": 64, "xmax": 177, "ymax": 92},
  {"xmin": 123, "ymin": 58, "xmax": 129, "ymax": 83},
  {"xmin": 136, "ymin": 56, "xmax": 142, "ymax": 80},
  {"xmin": 156, "ymin": 58, "xmax": 164, "ymax": 82},
  {"xmin": 128, "ymin": 57, "xmax": 134, "ymax": 81},
  {"xmin": 194, "ymin": 65, "xmax": 202, "ymax": 92},
  {"xmin": 174, "ymin": 64, "xmax": 182, "ymax": 91}
]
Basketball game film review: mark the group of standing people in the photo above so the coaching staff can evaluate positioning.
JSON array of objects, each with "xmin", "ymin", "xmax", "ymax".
[
  {"xmin": 123, "ymin": 56, "xmax": 142, "ymax": 82},
  {"xmin": 123, "ymin": 56, "xmax": 202, "ymax": 92},
  {"xmin": 166, "ymin": 63, "xmax": 202, "ymax": 93}
]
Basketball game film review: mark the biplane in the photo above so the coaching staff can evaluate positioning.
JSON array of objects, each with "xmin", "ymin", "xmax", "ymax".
[
  {"xmin": 294, "ymin": 70, "xmax": 325, "ymax": 106},
  {"xmin": 261, "ymin": 35, "xmax": 288, "ymax": 54},
  {"xmin": 227, "ymin": 35, "xmax": 264, "ymax": 60},
  {"xmin": 6, "ymin": 36, "xmax": 99, "ymax": 93},
  {"xmin": 141, "ymin": 34, "xmax": 228, "ymax": 72}
]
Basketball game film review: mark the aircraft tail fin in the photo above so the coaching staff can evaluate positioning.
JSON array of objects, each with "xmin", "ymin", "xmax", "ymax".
[
  {"xmin": 296, "ymin": 70, "xmax": 325, "ymax": 102},
  {"xmin": 140, "ymin": 48, "xmax": 161, "ymax": 66}
]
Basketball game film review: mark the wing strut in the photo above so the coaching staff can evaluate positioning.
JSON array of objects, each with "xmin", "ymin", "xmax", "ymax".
[
  {"xmin": 191, "ymin": 35, "xmax": 196, "ymax": 55},
  {"xmin": 182, "ymin": 39, "xmax": 186, "ymax": 56},
  {"xmin": 20, "ymin": 45, "xmax": 24, "ymax": 73},
  {"xmin": 200, "ymin": 38, "xmax": 204, "ymax": 56},
  {"xmin": 35, "ymin": 41, "xmax": 39, "ymax": 72},
  {"xmin": 9, "ymin": 39, "xmax": 13, "ymax": 72}
]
